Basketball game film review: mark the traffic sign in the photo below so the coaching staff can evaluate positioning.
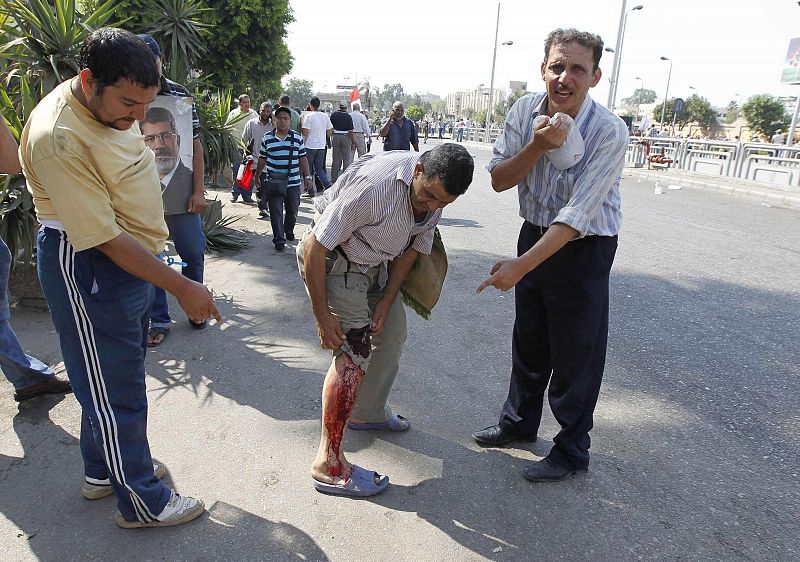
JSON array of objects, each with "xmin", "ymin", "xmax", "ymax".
[
  {"xmin": 673, "ymin": 98, "xmax": 685, "ymax": 115},
  {"xmin": 336, "ymin": 85, "xmax": 355, "ymax": 90}
]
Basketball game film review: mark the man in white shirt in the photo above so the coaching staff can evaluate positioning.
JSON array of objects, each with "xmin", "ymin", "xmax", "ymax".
[
  {"xmin": 771, "ymin": 130, "xmax": 785, "ymax": 144},
  {"xmin": 350, "ymin": 102, "xmax": 372, "ymax": 159},
  {"xmin": 301, "ymin": 96, "xmax": 333, "ymax": 197},
  {"xmin": 228, "ymin": 94, "xmax": 258, "ymax": 202}
]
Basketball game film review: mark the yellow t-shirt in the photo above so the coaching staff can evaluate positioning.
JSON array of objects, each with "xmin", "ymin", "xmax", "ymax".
[{"xmin": 19, "ymin": 80, "xmax": 168, "ymax": 254}]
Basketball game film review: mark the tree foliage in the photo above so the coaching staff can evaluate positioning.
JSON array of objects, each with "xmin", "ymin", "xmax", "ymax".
[
  {"xmin": 377, "ymin": 83, "xmax": 403, "ymax": 112},
  {"xmin": 283, "ymin": 78, "xmax": 314, "ymax": 107},
  {"xmin": 723, "ymin": 100, "xmax": 739, "ymax": 124},
  {"xmin": 113, "ymin": 0, "xmax": 293, "ymax": 101},
  {"xmin": 143, "ymin": 0, "xmax": 209, "ymax": 83},
  {"xmin": 621, "ymin": 88, "xmax": 657, "ymax": 106},
  {"xmin": 652, "ymin": 94, "xmax": 717, "ymax": 131},
  {"xmin": 742, "ymin": 94, "xmax": 790, "ymax": 137},
  {"xmin": 405, "ymin": 104, "xmax": 424, "ymax": 121},
  {"xmin": 197, "ymin": 0, "xmax": 292, "ymax": 101}
]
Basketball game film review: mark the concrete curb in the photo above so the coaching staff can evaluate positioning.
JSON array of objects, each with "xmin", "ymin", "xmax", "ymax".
[{"xmin": 622, "ymin": 168, "xmax": 800, "ymax": 209}]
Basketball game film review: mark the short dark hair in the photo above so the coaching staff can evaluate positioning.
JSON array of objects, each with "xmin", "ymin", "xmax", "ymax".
[
  {"xmin": 418, "ymin": 143, "xmax": 474, "ymax": 196},
  {"xmin": 238, "ymin": 94, "xmax": 250, "ymax": 102},
  {"xmin": 274, "ymin": 106, "xmax": 291, "ymax": 117},
  {"xmin": 78, "ymin": 28, "xmax": 160, "ymax": 95},
  {"xmin": 309, "ymin": 97, "xmax": 321, "ymax": 109},
  {"xmin": 543, "ymin": 28, "xmax": 604, "ymax": 71},
  {"xmin": 141, "ymin": 106, "xmax": 177, "ymax": 132},
  {"xmin": 279, "ymin": 94, "xmax": 291, "ymax": 105}
]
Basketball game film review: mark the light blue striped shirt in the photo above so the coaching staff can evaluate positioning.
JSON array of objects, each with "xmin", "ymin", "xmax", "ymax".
[{"xmin": 488, "ymin": 93, "xmax": 628, "ymax": 237}]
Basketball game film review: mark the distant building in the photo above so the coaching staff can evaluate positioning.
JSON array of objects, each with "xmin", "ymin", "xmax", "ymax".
[{"xmin": 445, "ymin": 86, "xmax": 506, "ymax": 118}]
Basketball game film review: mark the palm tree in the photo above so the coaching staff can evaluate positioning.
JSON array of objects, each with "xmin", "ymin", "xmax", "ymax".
[
  {"xmin": 0, "ymin": 0, "xmax": 116, "ymax": 97},
  {"xmin": 144, "ymin": 0, "xmax": 208, "ymax": 83}
]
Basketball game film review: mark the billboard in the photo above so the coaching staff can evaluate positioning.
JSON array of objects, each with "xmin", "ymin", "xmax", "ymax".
[{"xmin": 781, "ymin": 37, "xmax": 800, "ymax": 84}]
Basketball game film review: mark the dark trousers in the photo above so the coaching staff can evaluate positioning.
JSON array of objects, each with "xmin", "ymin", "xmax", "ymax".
[
  {"xmin": 306, "ymin": 148, "xmax": 330, "ymax": 192},
  {"xmin": 267, "ymin": 185, "xmax": 301, "ymax": 245},
  {"xmin": 38, "ymin": 227, "xmax": 170, "ymax": 523},
  {"xmin": 499, "ymin": 221, "xmax": 617, "ymax": 470}
]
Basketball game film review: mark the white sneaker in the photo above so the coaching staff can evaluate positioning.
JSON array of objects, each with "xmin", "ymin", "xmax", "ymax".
[
  {"xmin": 82, "ymin": 463, "xmax": 167, "ymax": 500},
  {"xmin": 115, "ymin": 489, "xmax": 205, "ymax": 528}
]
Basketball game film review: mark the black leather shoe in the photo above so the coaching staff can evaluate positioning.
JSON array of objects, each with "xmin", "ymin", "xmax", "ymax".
[
  {"xmin": 522, "ymin": 457, "xmax": 587, "ymax": 482},
  {"xmin": 471, "ymin": 424, "xmax": 536, "ymax": 447},
  {"xmin": 14, "ymin": 376, "xmax": 72, "ymax": 402},
  {"xmin": 274, "ymin": 243, "xmax": 285, "ymax": 251}
]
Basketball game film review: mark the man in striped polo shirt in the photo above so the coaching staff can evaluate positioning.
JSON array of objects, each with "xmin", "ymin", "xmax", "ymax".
[
  {"xmin": 473, "ymin": 28, "xmax": 629, "ymax": 482},
  {"xmin": 297, "ymin": 144, "xmax": 474, "ymax": 497},
  {"xmin": 254, "ymin": 106, "xmax": 312, "ymax": 250}
]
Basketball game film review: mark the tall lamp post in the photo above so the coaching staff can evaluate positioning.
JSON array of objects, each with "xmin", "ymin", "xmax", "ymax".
[
  {"xmin": 659, "ymin": 56, "xmax": 672, "ymax": 127},
  {"xmin": 485, "ymin": 1, "xmax": 512, "ymax": 142},
  {"xmin": 634, "ymin": 75, "xmax": 644, "ymax": 118},
  {"xmin": 607, "ymin": 2, "xmax": 643, "ymax": 111}
]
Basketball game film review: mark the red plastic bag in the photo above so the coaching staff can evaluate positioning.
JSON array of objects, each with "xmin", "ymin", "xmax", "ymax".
[{"xmin": 235, "ymin": 161, "xmax": 254, "ymax": 191}]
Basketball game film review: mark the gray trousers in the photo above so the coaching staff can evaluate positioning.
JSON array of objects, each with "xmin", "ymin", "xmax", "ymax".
[
  {"xmin": 330, "ymin": 134, "xmax": 353, "ymax": 183},
  {"xmin": 296, "ymin": 229, "xmax": 406, "ymax": 422},
  {"xmin": 351, "ymin": 132, "xmax": 368, "ymax": 159}
]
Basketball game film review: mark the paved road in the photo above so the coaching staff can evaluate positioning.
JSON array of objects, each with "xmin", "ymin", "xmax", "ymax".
[{"xmin": 1, "ymin": 141, "xmax": 798, "ymax": 561}]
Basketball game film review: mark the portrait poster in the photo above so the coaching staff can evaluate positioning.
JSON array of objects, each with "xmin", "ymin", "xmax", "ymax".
[
  {"xmin": 781, "ymin": 37, "xmax": 800, "ymax": 85},
  {"xmin": 139, "ymin": 95, "xmax": 194, "ymax": 214}
]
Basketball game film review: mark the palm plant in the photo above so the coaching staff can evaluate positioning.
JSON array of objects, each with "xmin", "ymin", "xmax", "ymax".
[
  {"xmin": 195, "ymin": 89, "xmax": 247, "ymax": 184},
  {"xmin": 0, "ymin": 0, "xmax": 116, "ymax": 97},
  {"xmin": 144, "ymin": 0, "xmax": 208, "ymax": 84}
]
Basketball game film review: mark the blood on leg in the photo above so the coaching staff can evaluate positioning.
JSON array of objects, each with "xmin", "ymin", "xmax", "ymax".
[{"xmin": 322, "ymin": 327, "xmax": 370, "ymax": 478}]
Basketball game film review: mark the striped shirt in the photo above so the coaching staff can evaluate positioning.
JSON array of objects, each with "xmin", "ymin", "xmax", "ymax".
[
  {"xmin": 488, "ymin": 93, "xmax": 628, "ymax": 237},
  {"xmin": 159, "ymin": 78, "xmax": 199, "ymax": 138},
  {"xmin": 313, "ymin": 151, "xmax": 440, "ymax": 277},
  {"xmin": 259, "ymin": 129, "xmax": 307, "ymax": 188}
]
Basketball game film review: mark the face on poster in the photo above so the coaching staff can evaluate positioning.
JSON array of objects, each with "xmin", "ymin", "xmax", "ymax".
[{"xmin": 139, "ymin": 95, "xmax": 194, "ymax": 183}]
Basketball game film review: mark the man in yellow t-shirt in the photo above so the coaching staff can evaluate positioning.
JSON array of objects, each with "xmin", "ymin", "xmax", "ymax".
[{"xmin": 19, "ymin": 28, "xmax": 220, "ymax": 529}]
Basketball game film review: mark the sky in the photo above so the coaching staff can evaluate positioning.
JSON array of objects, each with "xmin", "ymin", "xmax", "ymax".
[{"xmin": 284, "ymin": 0, "xmax": 800, "ymax": 110}]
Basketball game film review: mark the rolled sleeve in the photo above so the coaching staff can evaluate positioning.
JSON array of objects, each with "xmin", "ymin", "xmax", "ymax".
[
  {"xmin": 487, "ymin": 97, "xmax": 526, "ymax": 173},
  {"xmin": 551, "ymin": 130, "xmax": 628, "ymax": 237},
  {"xmin": 411, "ymin": 226, "xmax": 434, "ymax": 254}
]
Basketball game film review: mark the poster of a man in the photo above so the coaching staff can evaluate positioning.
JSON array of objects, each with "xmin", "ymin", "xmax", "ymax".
[{"xmin": 140, "ymin": 98, "xmax": 193, "ymax": 214}]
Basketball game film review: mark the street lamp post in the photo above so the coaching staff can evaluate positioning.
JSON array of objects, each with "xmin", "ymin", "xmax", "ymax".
[
  {"xmin": 607, "ymin": 1, "xmax": 643, "ymax": 111},
  {"xmin": 485, "ymin": 1, "xmax": 512, "ymax": 143},
  {"xmin": 659, "ymin": 56, "xmax": 672, "ymax": 127},
  {"xmin": 634, "ymin": 75, "xmax": 644, "ymax": 118}
]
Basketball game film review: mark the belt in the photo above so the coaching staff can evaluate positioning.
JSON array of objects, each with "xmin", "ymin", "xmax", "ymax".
[
  {"xmin": 333, "ymin": 131, "xmax": 350, "ymax": 135},
  {"xmin": 526, "ymin": 221, "xmax": 549, "ymax": 234}
]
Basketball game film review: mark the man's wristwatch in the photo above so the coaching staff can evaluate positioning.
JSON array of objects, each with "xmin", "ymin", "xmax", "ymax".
[{"xmin": 304, "ymin": 175, "xmax": 312, "ymax": 180}]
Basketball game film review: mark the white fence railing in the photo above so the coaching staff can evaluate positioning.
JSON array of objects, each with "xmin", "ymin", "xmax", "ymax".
[{"xmin": 627, "ymin": 137, "xmax": 800, "ymax": 188}]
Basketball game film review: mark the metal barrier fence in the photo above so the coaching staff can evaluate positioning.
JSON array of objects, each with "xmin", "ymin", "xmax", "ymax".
[{"xmin": 627, "ymin": 137, "xmax": 800, "ymax": 188}]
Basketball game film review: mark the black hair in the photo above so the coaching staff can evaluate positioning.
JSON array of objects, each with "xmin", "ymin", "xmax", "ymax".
[
  {"xmin": 78, "ymin": 27, "xmax": 160, "ymax": 95},
  {"xmin": 544, "ymin": 28, "xmax": 604, "ymax": 71},
  {"xmin": 310, "ymin": 97, "xmax": 321, "ymax": 109},
  {"xmin": 273, "ymin": 106, "xmax": 291, "ymax": 117},
  {"xmin": 141, "ymin": 106, "xmax": 176, "ymax": 132},
  {"xmin": 418, "ymin": 143, "xmax": 474, "ymax": 196},
  {"xmin": 279, "ymin": 94, "xmax": 291, "ymax": 105}
]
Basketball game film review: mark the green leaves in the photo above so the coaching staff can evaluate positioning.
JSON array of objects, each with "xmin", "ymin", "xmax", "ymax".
[
  {"xmin": 0, "ymin": 0, "xmax": 116, "ymax": 97},
  {"xmin": 741, "ymin": 95, "xmax": 791, "ymax": 138},
  {"xmin": 201, "ymin": 197, "xmax": 248, "ymax": 251},
  {"xmin": 144, "ymin": 0, "xmax": 209, "ymax": 83}
]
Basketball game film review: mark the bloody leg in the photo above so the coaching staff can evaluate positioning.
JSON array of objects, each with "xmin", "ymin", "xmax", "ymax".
[{"xmin": 312, "ymin": 352, "xmax": 366, "ymax": 483}]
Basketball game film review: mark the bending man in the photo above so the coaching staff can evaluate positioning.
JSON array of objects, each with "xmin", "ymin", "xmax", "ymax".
[{"xmin": 297, "ymin": 144, "xmax": 473, "ymax": 497}]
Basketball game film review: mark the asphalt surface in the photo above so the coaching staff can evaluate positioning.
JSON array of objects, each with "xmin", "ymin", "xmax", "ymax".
[{"xmin": 1, "ymin": 140, "xmax": 798, "ymax": 561}]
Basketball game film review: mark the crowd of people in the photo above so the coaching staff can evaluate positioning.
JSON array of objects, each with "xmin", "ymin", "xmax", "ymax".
[{"xmin": 4, "ymin": 25, "xmax": 629, "ymax": 530}]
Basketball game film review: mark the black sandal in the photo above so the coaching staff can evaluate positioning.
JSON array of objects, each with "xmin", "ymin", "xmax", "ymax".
[
  {"xmin": 147, "ymin": 327, "xmax": 170, "ymax": 347},
  {"xmin": 189, "ymin": 319, "xmax": 207, "ymax": 330}
]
